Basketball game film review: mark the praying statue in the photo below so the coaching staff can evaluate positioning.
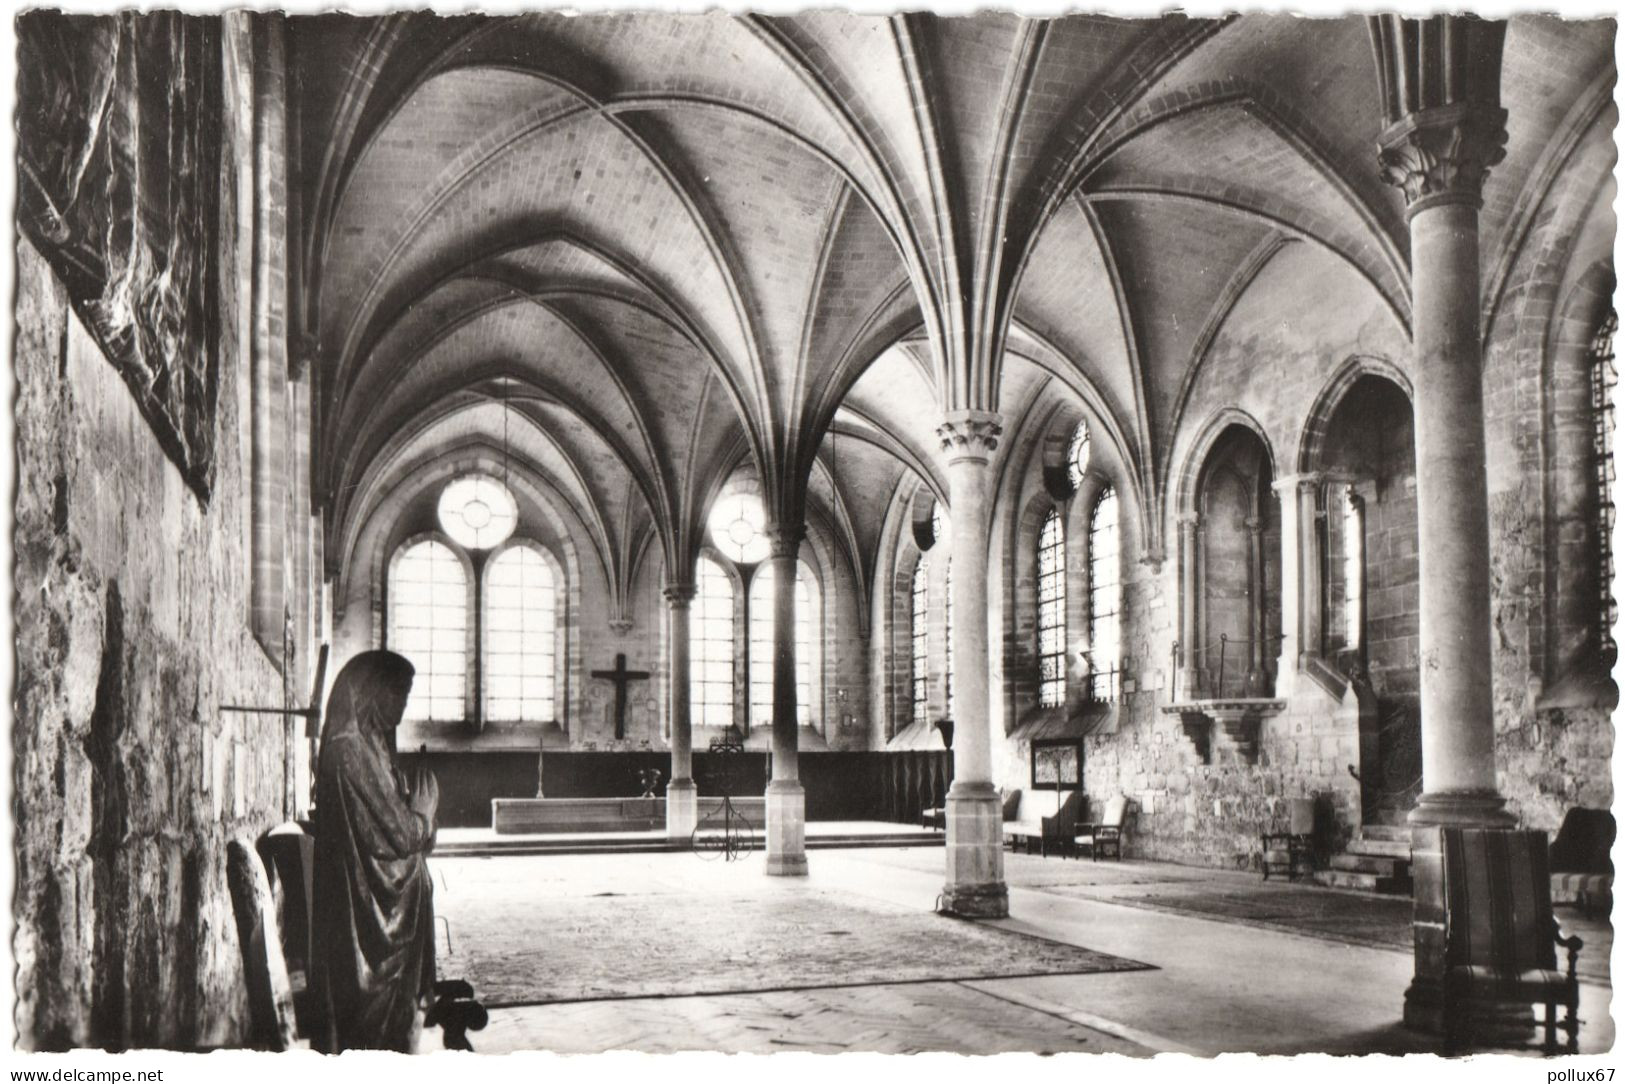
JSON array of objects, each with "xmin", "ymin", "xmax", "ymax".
[{"xmin": 311, "ymin": 650, "xmax": 440, "ymax": 1053}]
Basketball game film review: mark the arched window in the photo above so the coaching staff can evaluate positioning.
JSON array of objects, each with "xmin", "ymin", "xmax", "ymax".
[
  {"xmin": 911, "ymin": 558, "xmax": 929, "ymax": 722},
  {"xmin": 388, "ymin": 538, "xmax": 468, "ymax": 721},
  {"xmin": 1037, "ymin": 507, "xmax": 1066, "ymax": 707},
  {"xmin": 1593, "ymin": 310, "xmax": 1617, "ymax": 660},
  {"xmin": 692, "ymin": 557, "xmax": 735, "ymax": 728},
  {"xmin": 944, "ymin": 557, "xmax": 954, "ymax": 714},
  {"xmin": 1067, "ymin": 422, "xmax": 1091, "ymax": 491},
  {"xmin": 484, "ymin": 545, "xmax": 556, "ymax": 722},
  {"xmin": 1088, "ymin": 487, "xmax": 1121, "ymax": 702},
  {"xmin": 749, "ymin": 564, "xmax": 811, "ymax": 725},
  {"xmin": 1343, "ymin": 487, "xmax": 1364, "ymax": 650}
]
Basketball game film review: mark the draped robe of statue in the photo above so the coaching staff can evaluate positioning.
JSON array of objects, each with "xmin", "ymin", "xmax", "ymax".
[{"xmin": 311, "ymin": 651, "xmax": 436, "ymax": 1053}]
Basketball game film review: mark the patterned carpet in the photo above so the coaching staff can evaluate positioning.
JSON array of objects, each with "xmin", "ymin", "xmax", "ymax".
[
  {"xmin": 433, "ymin": 855, "xmax": 1151, "ymax": 1008},
  {"xmin": 845, "ymin": 848, "xmax": 1612, "ymax": 984}
]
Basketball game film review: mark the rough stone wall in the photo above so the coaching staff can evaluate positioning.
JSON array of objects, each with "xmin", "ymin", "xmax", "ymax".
[
  {"xmin": 1363, "ymin": 469, "xmax": 1421, "ymax": 701},
  {"xmin": 1480, "ymin": 118, "xmax": 1616, "ymax": 832},
  {"xmin": 15, "ymin": 232, "xmax": 289, "ymax": 1048}
]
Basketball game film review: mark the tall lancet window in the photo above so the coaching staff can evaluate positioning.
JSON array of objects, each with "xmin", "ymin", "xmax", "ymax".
[
  {"xmin": 1088, "ymin": 487, "xmax": 1122, "ymax": 702},
  {"xmin": 693, "ymin": 558, "xmax": 735, "ymax": 728},
  {"xmin": 1593, "ymin": 310, "xmax": 1618, "ymax": 660},
  {"xmin": 484, "ymin": 545, "xmax": 556, "ymax": 722},
  {"xmin": 1343, "ymin": 487, "xmax": 1364, "ymax": 651},
  {"xmin": 911, "ymin": 558, "xmax": 930, "ymax": 723},
  {"xmin": 1037, "ymin": 508, "xmax": 1067, "ymax": 707},
  {"xmin": 389, "ymin": 538, "xmax": 468, "ymax": 721},
  {"xmin": 749, "ymin": 565, "xmax": 811, "ymax": 725}
]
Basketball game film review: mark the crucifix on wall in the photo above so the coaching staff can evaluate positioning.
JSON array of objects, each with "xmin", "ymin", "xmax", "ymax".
[{"xmin": 591, "ymin": 652, "xmax": 651, "ymax": 740}]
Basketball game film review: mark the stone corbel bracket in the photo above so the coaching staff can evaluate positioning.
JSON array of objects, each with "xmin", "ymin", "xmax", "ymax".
[{"xmin": 1161, "ymin": 699, "xmax": 1287, "ymax": 765}]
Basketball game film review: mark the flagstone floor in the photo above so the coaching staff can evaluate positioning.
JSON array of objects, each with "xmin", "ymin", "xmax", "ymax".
[{"xmin": 425, "ymin": 846, "xmax": 1614, "ymax": 1057}]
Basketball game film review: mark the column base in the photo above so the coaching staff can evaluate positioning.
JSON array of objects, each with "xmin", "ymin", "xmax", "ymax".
[
  {"xmin": 666, "ymin": 778, "xmax": 697, "ymax": 841},
  {"xmin": 939, "ymin": 781, "xmax": 1008, "ymax": 918},
  {"xmin": 1407, "ymin": 790, "xmax": 1516, "ymax": 828},
  {"xmin": 764, "ymin": 779, "xmax": 807, "ymax": 877},
  {"xmin": 1404, "ymin": 974, "xmax": 1537, "ymax": 1041}
]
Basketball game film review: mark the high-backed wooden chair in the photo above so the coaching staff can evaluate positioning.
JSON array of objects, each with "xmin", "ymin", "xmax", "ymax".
[
  {"xmin": 1260, "ymin": 797, "xmax": 1316, "ymax": 881},
  {"xmin": 1076, "ymin": 795, "xmax": 1129, "ymax": 860},
  {"xmin": 258, "ymin": 823, "xmax": 316, "ymax": 1033},
  {"xmin": 225, "ymin": 839, "xmax": 301, "ymax": 1051},
  {"xmin": 1440, "ymin": 827, "xmax": 1583, "ymax": 1055},
  {"xmin": 1037, "ymin": 790, "xmax": 1085, "ymax": 857}
]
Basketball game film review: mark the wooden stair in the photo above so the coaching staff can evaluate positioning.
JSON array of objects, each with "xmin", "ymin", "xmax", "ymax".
[{"xmin": 1310, "ymin": 824, "xmax": 1413, "ymax": 895}]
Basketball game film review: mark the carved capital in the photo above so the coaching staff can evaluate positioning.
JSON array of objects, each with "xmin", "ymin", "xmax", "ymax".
[
  {"xmin": 764, "ymin": 524, "xmax": 804, "ymax": 560},
  {"xmin": 1272, "ymin": 472, "xmax": 1326, "ymax": 496},
  {"xmin": 938, "ymin": 409, "xmax": 1003, "ymax": 461},
  {"xmin": 662, "ymin": 582, "xmax": 695, "ymax": 609},
  {"xmin": 1378, "ymin": 103, "xmax": 1508, "ymax": 214},
  {"xmin": 608, "ymin": 617, "xmax": 634, "ymax": 635}
]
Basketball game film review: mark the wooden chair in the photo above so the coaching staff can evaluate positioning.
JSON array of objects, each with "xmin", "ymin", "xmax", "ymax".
[
  {"xmin": 1440, "ymin": 827, "xmax": 1583, "ymax": 1055},
  {"xmin": 1260, "ymin": 797, "xmax": 1316, "ymax": 881},
  {"xmin": 1549, "ymin": 807, "xmax": 1614, "ymax": 917},
  {"xmin": 258, "ymin": 823, "xmax": 316, "ymax": 1033},
  {"xmin": 1075, "ymin": 795, "xmax": 1129, "ymax": 860},
  {"xmin": 1038, "ymin": 791, "xmax": 1086, "ymax": 857},
  {"xmin": 225, "ymin": 839, "xmax": 301, "ymax": 1051}
]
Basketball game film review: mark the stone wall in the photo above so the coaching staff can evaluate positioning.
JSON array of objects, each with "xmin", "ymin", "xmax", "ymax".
[
  {"xmin": 14, "ymin": 232, "xmax": 290, "ymax": 1047},
  {"xmin": 993, "ymin": 246, "xmax": 1412, "ymax": 869},
  {"xmin": 987, "ymin": 187, "xmax": 1615, "ymax": 867},
  {"xmin": 1480, "ymin": 111, "xmax": 1616, "ymax": 833}
]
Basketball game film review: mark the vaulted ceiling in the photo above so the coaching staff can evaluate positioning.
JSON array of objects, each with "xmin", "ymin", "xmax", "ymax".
[{"xmin": 295, "ymin": 12, "xmax": 1616, "ymax": 602}]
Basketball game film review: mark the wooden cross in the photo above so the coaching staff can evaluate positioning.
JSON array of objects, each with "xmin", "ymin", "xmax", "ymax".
[{"xmin": 591, "ymin": 652, "xmax": 651, "ymax": 740}]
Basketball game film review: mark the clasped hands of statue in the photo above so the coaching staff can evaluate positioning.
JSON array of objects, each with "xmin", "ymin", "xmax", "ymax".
[{"xmin": 399, "ymin": 761, "xmax": 441, "ymax": 845}]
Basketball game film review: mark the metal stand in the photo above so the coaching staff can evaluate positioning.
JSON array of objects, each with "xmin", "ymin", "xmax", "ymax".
[{"xmin": 694, "ymin": 727, "xmax": 754, "ymax": 861}]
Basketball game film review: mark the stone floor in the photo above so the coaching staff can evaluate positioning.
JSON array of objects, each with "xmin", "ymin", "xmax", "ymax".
[{"xmin": 426, "ymin": 845, "xmax": 1615, "ymax": 1057}]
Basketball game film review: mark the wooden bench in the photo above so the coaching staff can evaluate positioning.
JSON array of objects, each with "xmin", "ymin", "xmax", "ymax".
[
  {"xmin": 1440, "ymin": 827, "xmax": 1583, "ymax": 1055},
  {"xmin": 1004, "ymin": 791, "xmax": 1085, "ymax": 857}
]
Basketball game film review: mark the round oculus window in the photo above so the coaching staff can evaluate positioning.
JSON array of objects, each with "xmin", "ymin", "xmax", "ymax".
[
  {"xmin": 438, "ymin": 475, "xmax": 517, "ymax": 550},
  {"xmin": 708, "ymin": 492, "xmax": 769, "ymax": 564}
]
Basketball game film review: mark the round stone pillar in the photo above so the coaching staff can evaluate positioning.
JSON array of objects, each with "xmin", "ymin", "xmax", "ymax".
[
  {"xmin": 663, "ymin": 582, "xmax": 698, "ymax": 840},
  {"xmin": 1375, "ymin": 69, "xmax": 1515, "ymax": 1032},
  {"xmin": 763, "ymin": 527, "xmax": 807, "ymax": 876},
  {"xmin": 936, "ymin": 410, "xmax": 1007, "ymax": 918},
  {"xmin": 1247, "ymin": 515, "xmax": 1270, "ymax": 693},
  {"xmin": 1375, "ymin": 90, "xmax": 1515, "ymax": 829},
  {"xmin": 1177, "ymin": 513, "xmax": 1202, "ymax": 699}
]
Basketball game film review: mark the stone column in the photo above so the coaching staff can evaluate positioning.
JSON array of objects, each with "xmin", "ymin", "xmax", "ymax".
[
  {"xmin": 936, "ymin": 410, "xmax": 1008, "ymax": 918},
  {"xmin": 1246, "ymin": 514, "xmax": 1268, "ymax": 694},
  {"xmin": 663, "ymin": 582, "xmax": 698, "ymax": 840},
  {"xmin": 1298, "ymin": 478, "xmax": 1325, "ymax": 668},
  {"xmin": 1372, "ymin": 18, "xmax": 1515, "ymax": 1030},
  {"xmin": 763, "ymin": 526, "xmax": 807, "ymax": 876},
  {"xmin": 1177, "ymin": 513, "xmax": 1202, "ymax": 699},
  {"xmin": 1269, "ymin": 474, "xmax": 1326, "ymax": 697},
  {"xmin": 1381, "ymin": 169, "xmax": 1510, "ymax": 827}
]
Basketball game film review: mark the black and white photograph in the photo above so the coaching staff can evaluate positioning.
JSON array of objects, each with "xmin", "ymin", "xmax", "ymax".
[{"xmin": 5, "ymin": 0, "xmax": 1619, "ymax": 1071}]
